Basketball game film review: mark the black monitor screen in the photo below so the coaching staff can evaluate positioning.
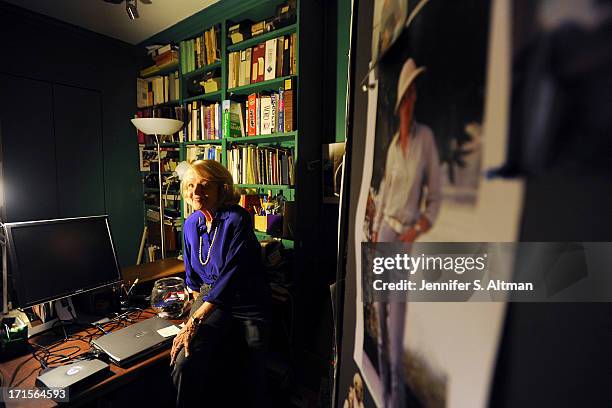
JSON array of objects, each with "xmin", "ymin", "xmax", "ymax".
[{"xmin": 5, "ymin": 216, "xmax": 122, "ymax": 308}]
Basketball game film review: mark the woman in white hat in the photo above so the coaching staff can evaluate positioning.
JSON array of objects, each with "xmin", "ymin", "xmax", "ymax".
[
  {"xmin": 370, "ymin": 57, "xmax": 442, "ymax": 408},
  {"xmin": 371, "ymin": 57, "xmax": 442, "ymax": 243}
]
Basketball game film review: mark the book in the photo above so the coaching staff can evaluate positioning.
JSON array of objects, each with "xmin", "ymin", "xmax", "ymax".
[
  {"xmin": 252, "ymin": 43, "xmax": 266, "ymax": 83},
  {"xmin": 284, "ymin": 79, "xmax": 294, "ymax": 132},
  {"xmin": 278, "ymin": 88, "xmax": 285, "ymax": 133},
  {"xmin": 276, "ymin": 37, "xmax": 284, "ymax": 79},
  {"xmin": 283, "ymin": 36, "xmax": 291, "ymax": 76},
  {"xmin": 247, "ymin": 93, "xmax": 257, "ymax": 136},
  {"xmin": 264, "ymin": 38, "xmax": 277, "ymax": 81},
  {"xmin": 251, "ymin": 21, "xmax": 265, "ymax": 36},
  {"xmin": 137, "ymin": 78, "xmax": 148, "ymax": 108},
  {"xmin": 239, "ymin": 50, "xmax": 247, "ymax": 87},
  {"xmin": 270, "ymin": 93, "xmax": 277, "ymax": 133},
  {"xmin": 291, "ymin": 32, "xmax": 297, "ymax": 74},
  {"xmin": 228, "ymin": 51, "xmax": 235, "ymax": 88},
  {"xmin": 245, "ymin": 48, "xmax": 252, "ymax": 84},
  {"xmin": 260, "ymin": 96, "xmax": 272, "ymax": 135}
]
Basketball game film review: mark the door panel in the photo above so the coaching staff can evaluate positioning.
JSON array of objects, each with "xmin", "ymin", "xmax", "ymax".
[
  {"xmin": 0, "ymin": 73, "xmax": 58, "ymax": 222},
  {"xmin": 53, "ymin": 84, "xmax": 105, "ymax": 217}
]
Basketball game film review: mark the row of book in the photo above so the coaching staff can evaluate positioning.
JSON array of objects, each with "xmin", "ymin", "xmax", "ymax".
[
  {"xmin": 227, "ymin": 145, "xmax": 294, "ymax": 186},
  {"xmin": 246, "ymin": 85, "xmax": 295, "ymax": 136},
  {"xmin": 228, "ymin": 33, "xmax": 296, "ymax": 89},
  {"xmin": 136, "ymin": 72, "xmax": 180, "ymax": 108},
  {"xmin": 135, "ymin": 106, "xmax": 184, "ymax": 144},
  {"xmin": 185, "ymin": 145, "xmax": 222, "ymax": 163},
  {"xmin": 135, "ymin": 85, "xmax": 294, "ymax": 143},
  {"xmin": 185, "ymin": 101, "xmax": 223, "ymax": 141},
  {"xmin": 140, "ymin": 44, "xmax": 180, "ymax": 77},
  {"xmin": 180, "ymin": 26, "xmax": 221, "ymax": 74}
]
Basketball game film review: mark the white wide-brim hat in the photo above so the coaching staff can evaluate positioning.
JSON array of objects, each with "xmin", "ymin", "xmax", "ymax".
[{"xmin": 394, "ymin": 58, "xmax": 425, "ymax": 112}]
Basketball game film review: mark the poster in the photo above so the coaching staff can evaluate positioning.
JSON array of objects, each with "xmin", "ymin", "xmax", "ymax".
[{"xmin": 346, "ymin": 0, "xmax": 524, "ymax": 407}]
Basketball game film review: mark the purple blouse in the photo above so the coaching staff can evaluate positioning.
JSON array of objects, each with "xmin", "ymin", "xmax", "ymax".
[{"xmin": 183, "ymin": 204, "xmax": 269, "ymax": 319}]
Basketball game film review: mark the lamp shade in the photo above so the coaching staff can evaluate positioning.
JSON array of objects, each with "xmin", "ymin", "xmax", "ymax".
[
  {"xmin": 174, "ymin": 161, "xmax": 191, "ymax": 180},
  {"xmin": 131, "ymin": 118, "xmax": 183, "ymax": 135}
]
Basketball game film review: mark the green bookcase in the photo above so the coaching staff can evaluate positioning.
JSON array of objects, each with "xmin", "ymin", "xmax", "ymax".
[
  {"xmin": 137, "ymin": 0, "xmax": 323, "ymax": 285},
  {"xmin": 136, "ymin": 0, "xmax": 328, "ymax": 383}
]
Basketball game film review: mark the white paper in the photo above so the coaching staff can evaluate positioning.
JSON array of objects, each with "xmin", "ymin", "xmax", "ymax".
[{"xmin": 157, "ymin": 325, "xmax": 181, "ymax": 338}]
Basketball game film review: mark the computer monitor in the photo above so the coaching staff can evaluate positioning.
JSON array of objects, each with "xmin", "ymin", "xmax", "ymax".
[{"xmin": 3, "ymin": 215, "xmax": 122, "ymax": 308}]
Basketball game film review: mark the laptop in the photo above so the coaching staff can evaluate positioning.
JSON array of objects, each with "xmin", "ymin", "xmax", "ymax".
[
  {"xmin": 91, "ymin": 316, "xmax": 179, "ymax": 367},
  {"xmin": 36, "ymin": 359, "xmax": 110, "ymax": 393}
]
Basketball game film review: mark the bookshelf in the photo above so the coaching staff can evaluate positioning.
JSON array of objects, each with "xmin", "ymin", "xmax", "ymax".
[{"xmin": 135, "ymin": 0, "xmax": 322, "ymax": 276}]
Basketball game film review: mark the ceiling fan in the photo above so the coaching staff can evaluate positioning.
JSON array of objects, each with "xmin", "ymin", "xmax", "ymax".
[{"xmin": 102, "ymin": 0, "xmax": 152, "ymax": 20}]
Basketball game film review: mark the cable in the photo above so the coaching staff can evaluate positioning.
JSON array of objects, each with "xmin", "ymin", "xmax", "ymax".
[
  {"xmin": 12, "ymin": 365, "xmax": 41, "ymax": 388},
  {"xmin": 8, "ymin": 355, "xmax": 35, "ymax": 387},
  {"xmin": 12, "ymin": 306, "xmax": 156, "ymax": 384}
]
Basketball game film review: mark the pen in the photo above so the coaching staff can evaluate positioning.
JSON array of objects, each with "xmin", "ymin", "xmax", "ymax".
[{"xmin": 127, "ymin": 278, "xmax": 139, "ymax": 296}]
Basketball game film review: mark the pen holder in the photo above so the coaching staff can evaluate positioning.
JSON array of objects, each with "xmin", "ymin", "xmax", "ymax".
[{"xmin": 254, "ymin": 214, "xmax": 283, "ymax": 235}]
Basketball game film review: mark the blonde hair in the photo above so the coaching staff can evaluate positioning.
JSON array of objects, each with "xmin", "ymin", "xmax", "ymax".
[{"xmin": 180, "ymin": 160, "xmax": 240, "ymax": 208}]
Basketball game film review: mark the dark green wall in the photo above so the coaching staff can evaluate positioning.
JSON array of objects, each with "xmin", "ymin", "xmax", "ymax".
[
  {"xmin": 336, "ymin": 0, "xmax": 352, "ymax": 142},
  {"xmin": 0, "ymin": 1, "xmax": 144, "ymax": 267}
]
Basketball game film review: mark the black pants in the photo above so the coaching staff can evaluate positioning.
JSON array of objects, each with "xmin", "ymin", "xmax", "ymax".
[{"xmin": 171, "ymin": 298, "xmax": 268, "ymax": 407}]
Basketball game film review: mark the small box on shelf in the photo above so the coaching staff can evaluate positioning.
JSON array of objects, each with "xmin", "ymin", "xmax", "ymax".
[{"xmin": 254, "ymin": 214, "xmax": 283, "ymax": 235}]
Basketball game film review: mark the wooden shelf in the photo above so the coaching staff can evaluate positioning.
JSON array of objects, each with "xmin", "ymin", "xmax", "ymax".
[
  {"xmin": 236, "ymin": 184, "xmax": 292, "ymax": 189},
  {"xmin": 227, "ymin": 24, "xmax": 297, "ymax": 52},
  {"xmin": 122, "ymin": 258, "xmax": 185, "ymax": 283},
  {"xmin": 183, "ymin": 61, "xmax": 221, "ymax": 77},
  {"xmin": 140, "ymin": 62, "xmax": 179, "ymax": 79},
  {"xmin": 228, "ymin": 75, "xmax": 295, "ymax": 96},
  {"xmin": 142, "ymin": 143, "xmax": 180, "ymax": 148},
  {"xmin": 139, "ymin": 100, "xmax": 180, "ymax": 109},
  {"xmin": 227, "ymin": 131, "xmax": 296, "ymax": 144},
  {"xmin": 183, "ymin": 90, "xmax": 223, "ymax": 103},
  {"xmin": 183, "ymin": 139, "xmax": 223, "ymax": 145}
]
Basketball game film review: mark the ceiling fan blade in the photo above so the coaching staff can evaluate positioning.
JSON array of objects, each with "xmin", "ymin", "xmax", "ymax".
[{"xmin": 140, "ymin": 0, "xmax": 153, "ymax": 4}]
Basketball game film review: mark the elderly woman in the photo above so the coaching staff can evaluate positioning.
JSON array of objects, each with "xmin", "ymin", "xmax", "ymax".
[{"xmin": 170, "ymin": 160, "xmax": 270, "ymax": 407}]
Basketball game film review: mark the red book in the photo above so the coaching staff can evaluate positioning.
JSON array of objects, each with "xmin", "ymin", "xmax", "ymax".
[
  {"xmin": 247, "ymin": 93, "xmax": 257, "ymax": 136},
  {"xmin": 251, "ymin": 43, "xmax": 266, "ymax": 83},
  {"xmin": 135, "ymin": 110, "xmax": 145, "ymax": 143}
]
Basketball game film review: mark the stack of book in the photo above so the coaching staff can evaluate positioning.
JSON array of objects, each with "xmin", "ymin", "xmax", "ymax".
[
  {"xmin": 228, "ymin": 21, "xmax": 252, "ymax": 45},
  {"xmin": 140, "ymin": 44, "xmax": 179, "ymax": 77},
  {"xmin": 228, "ymin": 34, "xmax": 297, "ymax": 89},
  {"xmin": 227, "ymin": 145, "xmax": 294, "ymax": 186},
  {"xmin": 137, "ymin": 71, "xmax": 180, "ymax": 107},
  {"xmin": 180, "ymin": 25, "xmax": 221, "ymax": 73},
  {"xmin": 185, "ymin": 101, "xmax": 223, "ymax": 142},
  {"xmin": 227, "ymin": 1, "xmax": 297, "ymax": 46}
]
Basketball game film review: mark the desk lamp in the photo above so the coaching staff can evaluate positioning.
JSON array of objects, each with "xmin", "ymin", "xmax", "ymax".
[{"xmin": 131, "ymin": 118, "xmax": 183, "ymax": 259}]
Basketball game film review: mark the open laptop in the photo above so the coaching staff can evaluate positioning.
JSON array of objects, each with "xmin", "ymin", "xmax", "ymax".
[{"xmin": 91, "ymin": 316, "xmax": 179, "ymax": 367}]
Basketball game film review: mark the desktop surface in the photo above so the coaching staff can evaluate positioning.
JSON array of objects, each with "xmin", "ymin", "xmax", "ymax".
[{"xmin": 0, "ymin": 309, "xmax": 182, "ymax": 407}]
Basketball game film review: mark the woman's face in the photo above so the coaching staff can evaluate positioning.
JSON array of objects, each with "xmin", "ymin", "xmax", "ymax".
[{"xmin": 185, "ymin": 172, "xmax": 219, "ymax": 212}]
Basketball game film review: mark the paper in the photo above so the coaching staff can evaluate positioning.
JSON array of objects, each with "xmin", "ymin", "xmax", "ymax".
[{"xmin": 157, "ymin": 325, "xmax": 181, "ymax": 338}]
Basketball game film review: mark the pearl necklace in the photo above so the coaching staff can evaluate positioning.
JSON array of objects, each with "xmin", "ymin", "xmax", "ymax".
[{"xmin": 198, "ymin": 219, "xmax": 218, "ymax": 266}]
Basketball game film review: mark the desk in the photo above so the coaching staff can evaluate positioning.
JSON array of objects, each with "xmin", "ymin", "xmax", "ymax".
[
  {"xmin": 121, "ymin": 258, "xmax": 185, "ymax": 284},
  {"xmin": 0, "ymin": 310, "xmax": 182, "ymax": 408}
]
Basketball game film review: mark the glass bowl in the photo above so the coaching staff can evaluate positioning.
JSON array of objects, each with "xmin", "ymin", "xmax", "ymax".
[{"xmin": 150, "ymin": 277, "xmax": 188, "ymax": 319}]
